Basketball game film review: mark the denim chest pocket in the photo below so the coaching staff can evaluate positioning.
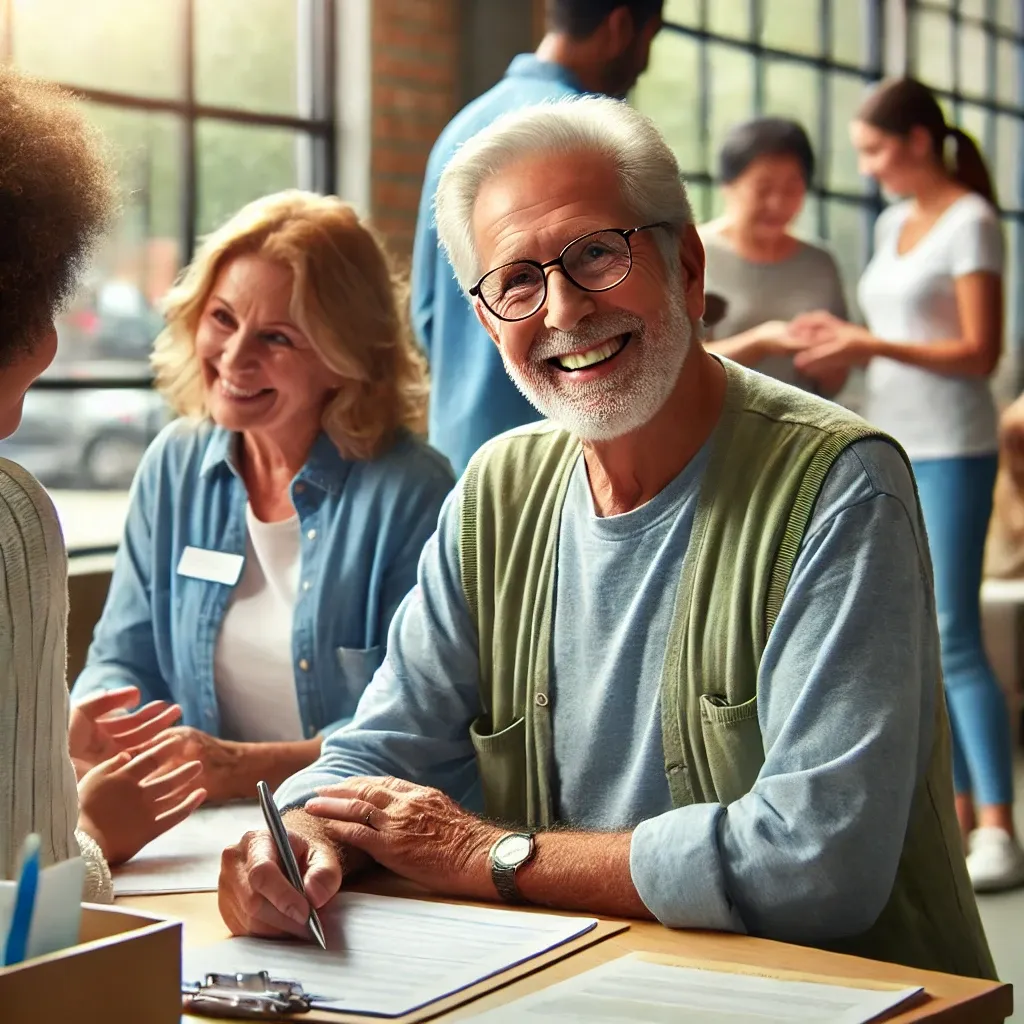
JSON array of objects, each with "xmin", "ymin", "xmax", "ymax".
[{"xmin": 335, "ymin": 645, "xmax": 385, "ymax": 701}]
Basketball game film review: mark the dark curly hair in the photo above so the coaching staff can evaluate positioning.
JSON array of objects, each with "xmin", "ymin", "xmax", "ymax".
[{"xmin": 0, "ymin": 65, "xmax": 117, "ymax": 366}]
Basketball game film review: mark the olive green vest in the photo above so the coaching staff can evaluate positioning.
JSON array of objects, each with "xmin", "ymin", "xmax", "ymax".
[{"xmin": 459, "ymin": 360, "xmax": 995, "ymax": 980}]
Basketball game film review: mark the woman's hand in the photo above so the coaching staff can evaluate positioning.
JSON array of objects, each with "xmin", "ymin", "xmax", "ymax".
[
  {"xmin": 1000, "ymin": 393, "xmax": 1024, "ymax": 486},
  {"xmin": 146, "ymin": 726, "xmax": 243, "ymax": 804},
  {"xmin": 69, "ymin": 687, "xmax": 183, "ymax": 780},
  {"xmin": 790, "ymin": 312, "xmax": 879, "ymax": 376},
  {"xmin": 77, "ymin": 736, "xmax": 207, "ymax": 866}
]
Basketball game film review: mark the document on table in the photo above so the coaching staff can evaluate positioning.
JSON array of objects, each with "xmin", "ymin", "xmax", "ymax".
[
  {"xmin": 112, "ymin": 802, "xmax": 264, "ymax": 895},
  {"xmin": 182, "ymin": 891, "xmax": 598, "ymax": 1017},
  {"xmin": 465, "ymin": 953, "xmax": 925, "ymax": 1023}
]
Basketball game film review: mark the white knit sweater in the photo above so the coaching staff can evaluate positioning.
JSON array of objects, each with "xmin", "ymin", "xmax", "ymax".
[{"xmin": 0, "ymin": 458, "xmax": 112, "ymax": 902}]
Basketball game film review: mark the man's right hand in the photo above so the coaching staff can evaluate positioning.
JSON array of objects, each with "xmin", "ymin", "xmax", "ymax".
[{"xmin": 218, "ymin": 812, "xmax": 345, "ymax": 938}]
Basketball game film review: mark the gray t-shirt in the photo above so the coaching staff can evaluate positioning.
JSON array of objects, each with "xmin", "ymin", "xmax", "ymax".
[
  {"xmin": 701, "ymin": 228, "xmax": 848, "ymax": 391},
  {"xmin": 280, "ymin": 429, "xmax": 938, "ymax": 944}
]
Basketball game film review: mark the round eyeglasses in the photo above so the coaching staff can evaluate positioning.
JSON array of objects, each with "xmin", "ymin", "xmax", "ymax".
[{"xmin": 469, "ymin": 222, "xmax": 672, "ymax": 323}]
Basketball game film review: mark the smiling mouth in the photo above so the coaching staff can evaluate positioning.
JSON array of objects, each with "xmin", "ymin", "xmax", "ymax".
[
  {"xmin": 220, "ymin": 379, "xmax": 272, "ymax": 400},
  {"xmin": 548, "ymin": 333, "xmax": 631, "ymax": 372}
]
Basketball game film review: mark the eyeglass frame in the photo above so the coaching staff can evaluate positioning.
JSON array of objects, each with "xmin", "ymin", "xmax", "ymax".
[{"xmin": 468, "ymin": 221, "xmax": 675, "ymax": 323}]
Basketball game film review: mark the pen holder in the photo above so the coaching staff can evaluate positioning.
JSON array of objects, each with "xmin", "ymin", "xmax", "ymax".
[{"xmin": 0, "ymin": 902, "xmax": 181, "ymax": 1024}]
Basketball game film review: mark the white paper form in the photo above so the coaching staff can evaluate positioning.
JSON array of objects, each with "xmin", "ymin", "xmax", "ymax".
[
  {"xmin": 182, "ymin": 891, "xmax": 598, "ymax": 1017},
  {"xmin": 465, "ymin": 954, "xmax": 924, "ymax": 1024},
  {"xmin": 112, "ymin": 802, "xmax": 264, "ymax": 895}
]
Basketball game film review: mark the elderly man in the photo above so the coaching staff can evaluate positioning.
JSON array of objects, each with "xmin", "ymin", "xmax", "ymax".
[{"xmin": 219, "ymin": 98, "xmax": 994, "ymax": 979}]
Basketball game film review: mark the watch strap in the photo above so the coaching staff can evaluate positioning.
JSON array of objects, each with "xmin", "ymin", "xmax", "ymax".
[{"xmin": 489, "ymin": 831, "xmax": 536, "ymax": 904}]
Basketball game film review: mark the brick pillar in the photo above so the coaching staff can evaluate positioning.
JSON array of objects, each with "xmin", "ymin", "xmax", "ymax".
[{"xmin": 370, "ymin": 0, "xmax": 459, "ymax": 263}]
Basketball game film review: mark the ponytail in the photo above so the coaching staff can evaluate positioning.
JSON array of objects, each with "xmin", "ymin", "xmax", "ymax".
[
  {"xmin": 945, "ymin": 126, "xmax": 998, "ymax": 208},
  {"xmin": 858, "ymin": 78, "xmax": 998, "ymax": 209}
]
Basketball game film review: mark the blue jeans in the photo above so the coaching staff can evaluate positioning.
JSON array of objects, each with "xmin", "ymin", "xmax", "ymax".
[{"xmin": 913, "ymin": 454, "xmax": 1014, "ymax": 806}]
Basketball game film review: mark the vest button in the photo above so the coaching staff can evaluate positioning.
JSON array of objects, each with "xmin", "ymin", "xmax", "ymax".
[
  {"xmin": 299, "ymin": 658, "xmax": 310, "ymax": 671},
  {"xmin": 534, "ymin": 692, "xmax": 549, "ymax": 707}
]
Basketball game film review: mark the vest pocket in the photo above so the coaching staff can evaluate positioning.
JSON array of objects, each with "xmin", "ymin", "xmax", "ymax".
[
  {"xmin": 335, "ymin": 645, "xmax": 384, "ymax": 701},
  {"xmin": 699, "ymin": 693, "xmax": 765, "ymax": 807},
  {"xmin": 469, "ymin": 715, "xmax": 527, "ymax": 826}
]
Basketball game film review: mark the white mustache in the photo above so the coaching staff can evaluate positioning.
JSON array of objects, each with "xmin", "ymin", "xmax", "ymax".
[{"xmin": 528, "ymin": 312, "xmax": 646, "ymax": 364}]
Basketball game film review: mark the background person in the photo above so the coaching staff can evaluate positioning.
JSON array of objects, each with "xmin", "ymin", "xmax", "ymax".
[
  {"xmin": 73, "ymin": 192, "xmax": 454, "ymax": 806},
  {"xmin": 791, "ymin": 77, "xmax": 1024, "ymax": 891},
  {"xmin": 700, "ymin": 117, "xmax": 848, "ymax": 395},
  {"xmin": 412, "ymin": 0, "xmax": 664, "ymax": 475}
]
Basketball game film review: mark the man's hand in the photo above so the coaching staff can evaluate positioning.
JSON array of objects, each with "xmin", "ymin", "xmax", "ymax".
[
  {"xmin": 304, "ymin": 776, "xmax": 502, "ymax": 901},
  {"xmin": 77, "ymin": 736, "xmax": 206, "ymax": 865},
  {"xmin": 69, "ymin": 687, "xmax": 183, "ymax": 779},
  {"xmin": 218, "ymin": 812, "xmax": 345, "ymax": 938}
]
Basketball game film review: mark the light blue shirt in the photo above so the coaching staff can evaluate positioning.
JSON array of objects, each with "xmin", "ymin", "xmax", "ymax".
[
  {"xmin": 411, "ymin": 55, "xmax": 586, "ymax": 476},
  {"xmin": 277, "ymin": 435, "xmax": 939, "ymax": 945},
  {"xmin": 71, "ymin": 419, "xmax": 454, "ymax": 740}
]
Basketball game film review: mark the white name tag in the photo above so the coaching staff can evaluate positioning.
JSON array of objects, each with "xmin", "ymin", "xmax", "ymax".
[{"xmin": 176, "ymin": 546, "xmax": 245, "ymax": 586}]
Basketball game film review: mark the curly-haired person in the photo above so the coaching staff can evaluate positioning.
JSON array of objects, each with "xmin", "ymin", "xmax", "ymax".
[{"xmin": 0, "ymin": 64, "xmax": 206, "ymax": 901}]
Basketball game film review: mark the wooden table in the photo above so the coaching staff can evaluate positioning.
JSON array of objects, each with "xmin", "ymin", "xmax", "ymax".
[{"xmin": 119, "ymin": 876, "xmax": 1013, "ymax": 1023}]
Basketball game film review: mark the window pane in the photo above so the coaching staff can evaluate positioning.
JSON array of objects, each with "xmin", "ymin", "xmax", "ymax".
[
  {"xmin": 914, "ymin": 10, "xmax": 954, "ymax": 91},
  {"xmin": 707, "ymin": 45, "xmax": 756, "ymax": 170},
  {"xmin": 958, "ymin": 24, "xmax": 989, "ymax": 97},
  {"xmin": 824, "ymin": 200, "xmax": 868, "ymax": 319},
  {"xmin": 195, "ymin": 0, "xmax": 299, "ymax": 115},
  {"xmin": 763, "ymin": 59, "xmax": 820, "ymax": 171},
  {"xmin": 762, "ymin": 0, "xmax": 821, "ymax": 56},
  {"xmin": 829, "ymin": 73, "xmax": 871, "ymax": 194},
  {"xmin": 685, "ymin": 181, "xmax": 712, "ymax": 224},
  {"xmin": 997, "ymin": 40, "xmax": 1023, "ymax": 105},
  {"xmin": 958, "ymin": 103, "xmax": 989, "ymax": 156},
  {"xmin": 12, "ymin": 0, "xmax": 181, "ymax": 97},
  {"xmin": 793, "ymin": 193, "xmax": 821, "ymax": 241},
  {"xmin": 197, "ymin": 122, "xmax": 302, "ymax": 235},
  {"xmin": 960, "ymin": 0, "xmax": 987, "ymax": 17},
  {"xmin": 708, "ymin": 0, "xmax": 751, "ymax": 40},
  {"xmin": 663, "ymin": 0, "xmax": 702, "ymax": 29},
  {"xmin": 996, "ymin": 0, "xmax": 1022, "ymax": 33},
  {"xmin": 52, "ymin": 106, "xmax": 182, "ymax": 374},
  {"xmin": 632, "ymin": 31, "xmax": 703, "ymax": 174},
  {"xmin": 995, "ymin": 114, "xmax": 1022, "ymax": 211},
  {"xmin": 832, "ymin": 0, "xmax": 870, "ymax": 68}
]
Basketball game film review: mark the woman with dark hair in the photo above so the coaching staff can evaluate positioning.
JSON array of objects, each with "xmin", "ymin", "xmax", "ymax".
[
  {"xmin": 0, "ymin": 65, "xmax": 206, "ymax": 899},
  {"xmin": 700, "ymin": 117, "xmax": 848, "ymax": 395},
  {"xmin": 791, "ymin": 77, "xmax": 1022, "ymax": 891}
]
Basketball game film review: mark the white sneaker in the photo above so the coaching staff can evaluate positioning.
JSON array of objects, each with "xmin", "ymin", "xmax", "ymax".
[{"xmin": 966, "ymin": 828, "xmax": 1024, "ymax": 892}]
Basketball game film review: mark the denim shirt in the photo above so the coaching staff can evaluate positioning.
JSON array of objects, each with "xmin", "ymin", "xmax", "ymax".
[
  {"xmin": 71, "ymin": 419, "xmax": 454, "ymax": 739},
  {"xmin": 411, "ymin": 55, "xmax": 586, "ymax": 475}
]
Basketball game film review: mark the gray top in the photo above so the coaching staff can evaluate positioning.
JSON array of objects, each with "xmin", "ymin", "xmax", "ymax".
[
  {"xmin": 278, "ymin": 434, "xmax": 937, "ymax": 946},
  {"xmin": 701, "ymin": 227, "xmax": 848, "ymax": 390}
]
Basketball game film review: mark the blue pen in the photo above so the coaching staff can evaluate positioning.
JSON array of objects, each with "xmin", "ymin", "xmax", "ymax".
[{"xmin": 3, "ymin": 833, "xmax": 41, "ymax": 967}]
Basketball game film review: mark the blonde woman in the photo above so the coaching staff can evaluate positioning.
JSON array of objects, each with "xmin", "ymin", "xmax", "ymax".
[{"xmin": 72, "ymin": 192, "xmax": 455, "ymax": 804}]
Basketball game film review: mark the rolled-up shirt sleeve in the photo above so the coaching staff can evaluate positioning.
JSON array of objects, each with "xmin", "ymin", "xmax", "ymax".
[
  {"xmin": 276, "ymin": 487, "xmax": 483, "ymax": 810},
  {"xmin": 630, "ymin": 442, "xmax": 937, "ymax": 942}
]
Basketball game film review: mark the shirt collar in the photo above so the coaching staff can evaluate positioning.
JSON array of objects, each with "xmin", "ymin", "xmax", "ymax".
[
  {"xmin": 504, "ymin": 54, "xmax": 585, "ymax": 92},
  {"xmin": 200, "ymin": 424, "xmax": 352, "ymax": 496}
]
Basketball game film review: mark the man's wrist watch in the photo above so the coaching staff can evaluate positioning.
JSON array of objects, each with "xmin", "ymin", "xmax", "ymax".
[{"xmin": 488, "ymin": 831, "xmax": 536, "ymax": 904}]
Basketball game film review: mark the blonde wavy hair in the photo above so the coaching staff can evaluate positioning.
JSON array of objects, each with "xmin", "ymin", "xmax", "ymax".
[{"xmin": 152, "ymin": 190, "xmax": 429, "ymax": 461}]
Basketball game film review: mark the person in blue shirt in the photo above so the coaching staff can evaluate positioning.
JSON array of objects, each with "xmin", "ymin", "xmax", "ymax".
[
  {"xmin": 72, "ymin": 192, "xmax": 454, "ymax": 805},
  {"xmin": 412, "ymin": 0, "xmax": 664, "ymax": 475}
]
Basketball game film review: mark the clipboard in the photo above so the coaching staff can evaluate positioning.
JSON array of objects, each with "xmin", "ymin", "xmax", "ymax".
[{"xmin": 181, "ymin": 917, "xmax": 626, "ymax": 1021}]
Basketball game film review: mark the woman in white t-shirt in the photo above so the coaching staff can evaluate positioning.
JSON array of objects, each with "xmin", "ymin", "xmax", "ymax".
[{"xmin": 790, "ymin": 77, "xmax": 1023, "ymax": 892}]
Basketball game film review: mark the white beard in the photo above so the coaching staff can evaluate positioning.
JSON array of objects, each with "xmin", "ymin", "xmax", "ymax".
[{"xmin": 501, "ymin": 289, "xmax": 692, "ymax": 443}]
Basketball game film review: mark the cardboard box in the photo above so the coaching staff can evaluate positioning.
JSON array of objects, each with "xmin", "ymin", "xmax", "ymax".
[{"xmin": 0, "ymin": 903, "xmax": 181, "ymax": 1024}]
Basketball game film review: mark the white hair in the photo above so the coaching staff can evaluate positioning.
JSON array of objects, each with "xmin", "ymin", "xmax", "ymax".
[{"xmin": 434, "ymin": 95, "xmax": 694, "ymax": 292}]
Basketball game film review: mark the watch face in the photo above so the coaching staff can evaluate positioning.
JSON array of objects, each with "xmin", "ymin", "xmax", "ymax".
[{"xmin": 494, "ymin": 833, "xmax": 533, "ymax": 869}]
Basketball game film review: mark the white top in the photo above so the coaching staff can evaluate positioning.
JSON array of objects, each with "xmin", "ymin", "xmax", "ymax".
[
  {"xmin": 0, "ymin": 459, "xmax": 111, "ymax": 901},
  {"xmin": 858, "ymin": 193, "xmax": 1003, "ymax": 460},
  {"xmin": 214, "ymin": 503, "xmax": 305, "ymax": 742}
]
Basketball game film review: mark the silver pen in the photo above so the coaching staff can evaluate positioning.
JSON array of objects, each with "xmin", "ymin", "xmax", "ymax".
[{"xmin": 257, "ymin": 780, "xmax": 327, "ymax": 949}]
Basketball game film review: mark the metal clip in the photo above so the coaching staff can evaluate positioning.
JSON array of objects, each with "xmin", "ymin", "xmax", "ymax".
[{"xmin": 182, "ymin": 971, "xmax": 313, "ymax": 1018}]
